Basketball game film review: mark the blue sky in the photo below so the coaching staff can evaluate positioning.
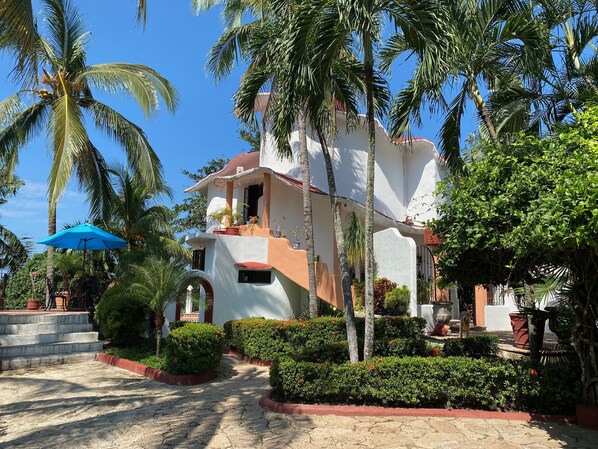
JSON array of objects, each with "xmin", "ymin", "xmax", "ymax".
[{"xmin": 0, "ymin": 0, "xmax": 475, "ymax": 252}]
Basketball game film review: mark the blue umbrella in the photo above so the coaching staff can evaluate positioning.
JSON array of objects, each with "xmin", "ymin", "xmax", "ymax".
[{"xmin": 38, "ymin": 223, "xmax": 127, "ymax": 268}]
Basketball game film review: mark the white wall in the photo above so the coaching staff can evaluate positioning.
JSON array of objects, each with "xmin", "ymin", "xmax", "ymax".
[
  {"xmin": 373, "ymin": 228, "xmax": 417, "ymax": 316},
  {"xmin": 185, "ymin": 234, "xmax": 303, "ymax": 326},
  {"xmin": 258, "ymin": 114, "xmax": 439, "ymax": 224},
  {"xmin": 404, "ymin": 143, "xmax": 441, "ymax": 223}
]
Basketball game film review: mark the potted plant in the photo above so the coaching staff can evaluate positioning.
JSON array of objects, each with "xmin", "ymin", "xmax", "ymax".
[
  {"xmin": 26, "ymin": 271, "xmax": 42, "ymax": 310},
  {"xmin": 208, "ymin": 205, "xmax": 246, "ymax": 236},
  {"xmin": 289, "ymin": 225, "xmax": 301, "ymax": 249},
  {"xmin": 509, "ymin": 285, "xmax": 547, "ymax": 350},
  {"xmin": 272, "ymin": 217, "xmax": 286, "ymax": 238}
]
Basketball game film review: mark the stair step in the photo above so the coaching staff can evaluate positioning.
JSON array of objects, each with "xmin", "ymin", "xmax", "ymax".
[
  {"xmin": 0, "ymin": 352, "xmax": 99, "ymax": 371},
  {"xmin": 0, "ymin": 322, "xmax": 93, "ymax": 335},
  {"xmin": 0, "ymin": 331, "xmax": 99, "ymax": 346},
  {"xmin": 0, "ymin": 341, "xmax": 103, "ymax": 358},
  {"xmin": 0, "ymin": 312, "xmax": 88, "ymax": 325}
]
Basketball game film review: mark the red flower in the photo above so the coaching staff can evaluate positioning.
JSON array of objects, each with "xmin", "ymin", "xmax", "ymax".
[
  {"xmin": 368, "ymin": 365, "xmax": 375, "ymax": 370},
  {"xmin": 297, "ymin": 378, "xmax": 304, "ymax": 384},
  {"xmin": 530, "ymin": 369, "xmax": 537, "ymax": 376}
]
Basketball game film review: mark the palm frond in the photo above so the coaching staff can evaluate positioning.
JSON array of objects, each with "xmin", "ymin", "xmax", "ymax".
[{"xmin": 78, "ymin": 63, "xmax": 178, "ymax": 115}]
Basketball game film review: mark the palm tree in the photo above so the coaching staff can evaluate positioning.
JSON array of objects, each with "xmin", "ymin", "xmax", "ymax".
[
  {"xmin": 100, "ymin": 165, "xmax": 190, "ymax": 264},
  {"xmin": 197, "ymin": 0, "xmax": 321, "ymax": 317},
  {"xmin": 384, "ymin": 0, "xmax": 546, "ymax": 171},
  {"xmin": 0, "ymin": 0, "xmax": 177, "ymax": 294},
  {"xmin": 0, "ymin": 0, "xmax": 150, "ymax": 83},
  {"xmin": 104, "ymin": 256, "xmax": 203, "ymax": 357},
  {"xmin": 488, "ymin": 0, "xmax": 598, "ymax": 135},
  {"xmin": 0, "ymin": 166, "xmax": 29, "ymax": 275}
]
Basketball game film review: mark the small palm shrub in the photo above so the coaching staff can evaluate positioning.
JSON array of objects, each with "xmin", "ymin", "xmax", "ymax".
[
  {"xmin": 165, "ymin": 323, "xmax": 224, "ymax": 375},
  {"xmin": 384, "ymin": 285, "xmax": 410, "ymax": 316}
]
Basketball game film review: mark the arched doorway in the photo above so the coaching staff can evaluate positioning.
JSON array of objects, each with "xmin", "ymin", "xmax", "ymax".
[{"xmin": 176, "ymin": 270, "xmax": 215, "ymax": 324}]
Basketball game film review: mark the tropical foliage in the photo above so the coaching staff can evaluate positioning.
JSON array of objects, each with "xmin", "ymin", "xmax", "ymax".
[
  {"xmin": 429, "ymin": 106, "xmax": 598, "ymax": 406},
  {"xmin": 0, "ymin": 165, "xmax": 28, "ymax": 275}
]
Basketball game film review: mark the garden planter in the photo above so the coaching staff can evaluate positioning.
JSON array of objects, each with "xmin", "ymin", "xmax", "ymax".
[
  {"xmin": 426, "ymin": 348, "xmax": 441, "ymax": 357},
  {"xmin": 225, "ymin": 227, "xmax": 240, "ymax": 236},
  {"xmin": 509, "ymin": 313, "xmax": 546, "ymax": 350},
  {"xmin": 576, "ymin": 404, "xmax": 598, "ymax": 429},
  {"xmin": 212, "ymin": 230, "xmax": 226, "ymax": 235},
  {"xmin": 26, "ymin": 299, "xmax": 42, "ymax": 310},
  {"xmin": 432, "ymin": 301, "xmax": 452, "ymax": 324}
]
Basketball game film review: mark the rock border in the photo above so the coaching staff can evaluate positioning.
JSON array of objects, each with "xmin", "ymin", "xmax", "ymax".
[
  {"xmin": 97, "ymin": 353, "xmax": 214, "ymax": 386},
  {"xmin": 223, "ymin": 348, "xmax": 272, "ymax": 367},
  {"xmin": 259, "ymin": 390, "xmax": 576, "ymax": 422}
]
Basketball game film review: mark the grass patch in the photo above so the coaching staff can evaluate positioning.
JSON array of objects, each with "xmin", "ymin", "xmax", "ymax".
[{"xmin": 105, "ymin": 338, "xmax": 168, "ymax": 371}]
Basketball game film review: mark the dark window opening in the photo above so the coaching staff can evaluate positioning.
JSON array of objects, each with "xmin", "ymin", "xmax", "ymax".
[
  {"xmin": 238, "ymin": 270, "xmax": 271, "ymax": 284},
  {"xmin": 192, "ymin": 249, "xmax": 205, "ymax": 270},
  {"xmin": 244, "ymin": 184, "xmax": 263, "ymax": 222}
]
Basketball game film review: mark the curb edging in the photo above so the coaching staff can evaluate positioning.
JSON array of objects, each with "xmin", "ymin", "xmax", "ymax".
[
  {"xmin": 97, "ymin": 353, "xmax": 215, "ymax": 386},
  {"xmin": 259, "ymin": 390, "xmax": 576, "ymax": 422}
]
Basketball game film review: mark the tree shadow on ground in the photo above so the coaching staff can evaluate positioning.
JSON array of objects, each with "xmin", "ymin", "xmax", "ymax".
[{"xmin": 0, "ymin": 355, "xmax": 309, "ymax": 449}]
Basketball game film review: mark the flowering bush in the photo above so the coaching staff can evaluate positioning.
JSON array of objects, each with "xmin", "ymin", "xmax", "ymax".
[
  {"xmin": 164, "ymin": 322, "xmax": 223, "ymax": 375},
  {"xmin": 223, "ymin": 316, "xmax": 426, "ymax": 361},
  {"xmin": 270, "ymin": 356, "xmax": 580, "ymax": 414}
]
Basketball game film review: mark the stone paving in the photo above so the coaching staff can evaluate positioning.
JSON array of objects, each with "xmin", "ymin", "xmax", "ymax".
[{"xmin": 0, "ymin": 355, "xmax": 596, "ymax": 449}]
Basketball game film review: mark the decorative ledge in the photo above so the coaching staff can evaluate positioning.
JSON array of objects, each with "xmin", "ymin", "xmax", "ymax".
[
  {"xmin": 259, "ymin": 390, "xmax": 576, "ymax": 422},
  {"xmin": 234, "ymin": 262, "xmax": 273, "ymax": 270},
  {"xmin": 97, "ymin": 353, "xmax": 214, "ymax": 386}
]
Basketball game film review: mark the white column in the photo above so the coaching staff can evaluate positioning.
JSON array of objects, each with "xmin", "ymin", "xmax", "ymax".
[{"xmin": 185, "ymin": 285, "xmax": 194, "ymax": 314}]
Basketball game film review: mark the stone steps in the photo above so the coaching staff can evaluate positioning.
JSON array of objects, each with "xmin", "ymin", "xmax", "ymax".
[{"xmin": 0, "ymin": 312, "xmax": 102, "ymax": 371}]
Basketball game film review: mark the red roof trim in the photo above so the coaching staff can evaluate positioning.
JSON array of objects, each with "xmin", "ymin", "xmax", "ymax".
[
  {"xmin": 234, "ymin": 262, "xmax": 273, "ymax": 270},
  {"xmin": 274, "ymin": 172, "xmax": 327, "ymax": 195}
]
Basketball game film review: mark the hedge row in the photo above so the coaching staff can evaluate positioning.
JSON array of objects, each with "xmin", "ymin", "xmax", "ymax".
[
  {"xmin": 442, "ymin": 335, "xmax": 499, "ymax": 358},
  {"xmin": 223, "ymin": 317, "xmax": 426, "ymax": 361},
  {"xmin": 164, "ymin": 322, "xmax": 224, "ymax": 375},
  {"xmin": 270, "ymin": 356, "xmax": 581, "ymax": 414},
  {"xmin": 295, "ymin": 338, "xmax": 429, "ymax": 364}
]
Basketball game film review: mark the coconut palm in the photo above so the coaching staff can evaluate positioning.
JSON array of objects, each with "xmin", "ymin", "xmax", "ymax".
[
  {"xmin": 104, "ymin": 256, "xmax": 203, "ymax": 357},
  {"xmin": 0, "ymin": 0, "xmax": 150, "ymax": 83},
  {"xmin": 0, "ymin": 0, "xmax": 177, "ymax": 294},
  {"xmin": 384, "ymin": 0, "xmax": 546, "ymax": 171}
]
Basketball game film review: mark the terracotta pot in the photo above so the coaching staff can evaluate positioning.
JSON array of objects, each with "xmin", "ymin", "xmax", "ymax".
[
  {"xmin": 509, "ymin": 313, "xmax": 546, "ymax": 350},
  {"xmin": 26, "ymin": 299, "xmax": 42, "ymax": 310},
  {"xmin": 225, "ymin": 227, "xmax": 240, "ymax": 236},
  {"xmin": 577, "ymin": 404, "xmax": 598, "ymax": 429},
  {"xmin": 212, "ymin": 230, "xmax": 226, "ymax": 235},
  {"xmin": 426, "ymin": 348, "xmax": 441, "ymax": 357}
]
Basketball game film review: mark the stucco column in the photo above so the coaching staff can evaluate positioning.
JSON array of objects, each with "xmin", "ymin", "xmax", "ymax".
[
  {"xmin": 474, "ymin": 285, "xmax": 487, "ymax": 327},
  {"xmin": 262, "ymin": 173, "xmax": 271, "ymax": 229},
  {"xmin": 185, "ymin": 285, "xmax": 194, "ymax": 314},
  {"xmin": 225, "ymin": 181, "xmax": 234, "ymax": 227}
]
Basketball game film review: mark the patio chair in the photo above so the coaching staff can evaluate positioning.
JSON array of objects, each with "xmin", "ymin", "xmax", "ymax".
[{"xmin": 44, "ymin": 278, "xmax": 58, "ymax": 311}]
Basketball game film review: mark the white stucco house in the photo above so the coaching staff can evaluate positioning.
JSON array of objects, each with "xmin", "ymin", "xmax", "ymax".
[{"xmin": 171, "ymin": 93, "xmax": 514, "ymax": 331}]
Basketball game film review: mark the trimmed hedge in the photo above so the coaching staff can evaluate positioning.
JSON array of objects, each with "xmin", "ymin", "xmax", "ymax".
[
  {"xmin": 164, "ymin": 323, "xmax": 224, "ymax": 375},
  {"xmin": 95, "ymin": 295, "xmax": 148, "ymax": 346},
  {"xmin": 295, "ymin": 338, "xmax": 428, "ymax": 364},
  {"xmin": 223, "ymin": 317, "xmax": 426, "ymax": 361},
  {"xmin": 270, "ymin": 356, "xmax": 581, "ymax": 414},
  {"xmin": 442, "ymin": 335, "xmax": 499, "ymax": 358}
]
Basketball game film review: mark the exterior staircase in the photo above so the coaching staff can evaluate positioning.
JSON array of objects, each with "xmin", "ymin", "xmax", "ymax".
[{"xmin": 0, "ymin": 312, "xmax": 102, "ymax": 370}]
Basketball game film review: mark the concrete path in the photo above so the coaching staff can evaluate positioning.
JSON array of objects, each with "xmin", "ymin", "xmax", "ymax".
[{"xmin": 0, "ymin": 355, "xmax": 596, "ymax": 449}]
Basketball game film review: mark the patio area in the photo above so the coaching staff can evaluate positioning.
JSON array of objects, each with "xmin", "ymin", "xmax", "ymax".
[{"xmin": 0, "ymin": 355, "xmax": 596, "ymax": 449}]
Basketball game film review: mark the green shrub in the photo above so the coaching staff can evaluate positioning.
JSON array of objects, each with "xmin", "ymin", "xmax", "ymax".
[
  {"xmin": 442, "ymin": 335, "xmax": 499, "ymax": 358},
  {"xmin": 270, "ymin": 356, "xmax": 580, "ymax": 414},
  {"xmin": 384, "ymin": 285, "xmax": 410, "ymax": 316},
  {"xmin": 376, "ymin": 338, "xmax": 428, "ymax": 357},
  {"xmin": 95, "ymin": 294, "xmax": 148, "ymax": 346},
  {"xmin": 4, "ymin": 253, "xmax": 47, "ymax": 309},
  {"xmin": 223, "ymin": 316, "xmax": 426, "ymax": 361},
  {"xmin": 164, "ymin": 322, "xmax": 224, "ymax": 375},
  {"xmin": 168, "ymin": 320, "xmax": 190, "ymax": 331}
]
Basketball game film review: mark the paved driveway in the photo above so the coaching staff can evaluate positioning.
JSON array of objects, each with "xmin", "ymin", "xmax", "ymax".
[{"xmin": 0, "ymin": 355, "xmax": 596, "ymax": 448}]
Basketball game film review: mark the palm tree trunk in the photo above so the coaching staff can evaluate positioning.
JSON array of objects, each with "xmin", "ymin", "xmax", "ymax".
[
  {"xmin": 298, "ymin": 108, "xmax": 318, "ymax": 318},
  {"xmin": 46, "ymin": 199, "xmax": 56, "ymax": 308},
  {"xmin": 317, "ymin": 128, "xmax": 359, "ymax": 363},
  {"xmin": 363, "ymin": 52, "xmax": 376, "ymax": 361},
  {"xmin": 524, "ymin": 282, "xmax": 540, "ymax": 365},
  {"xmin": 470, "ymin": 78, "xmax": 499, "ymax": 145},
  {"xmin": 155, "ymin": 312, "xmax": 165, "ymax": 357}
]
